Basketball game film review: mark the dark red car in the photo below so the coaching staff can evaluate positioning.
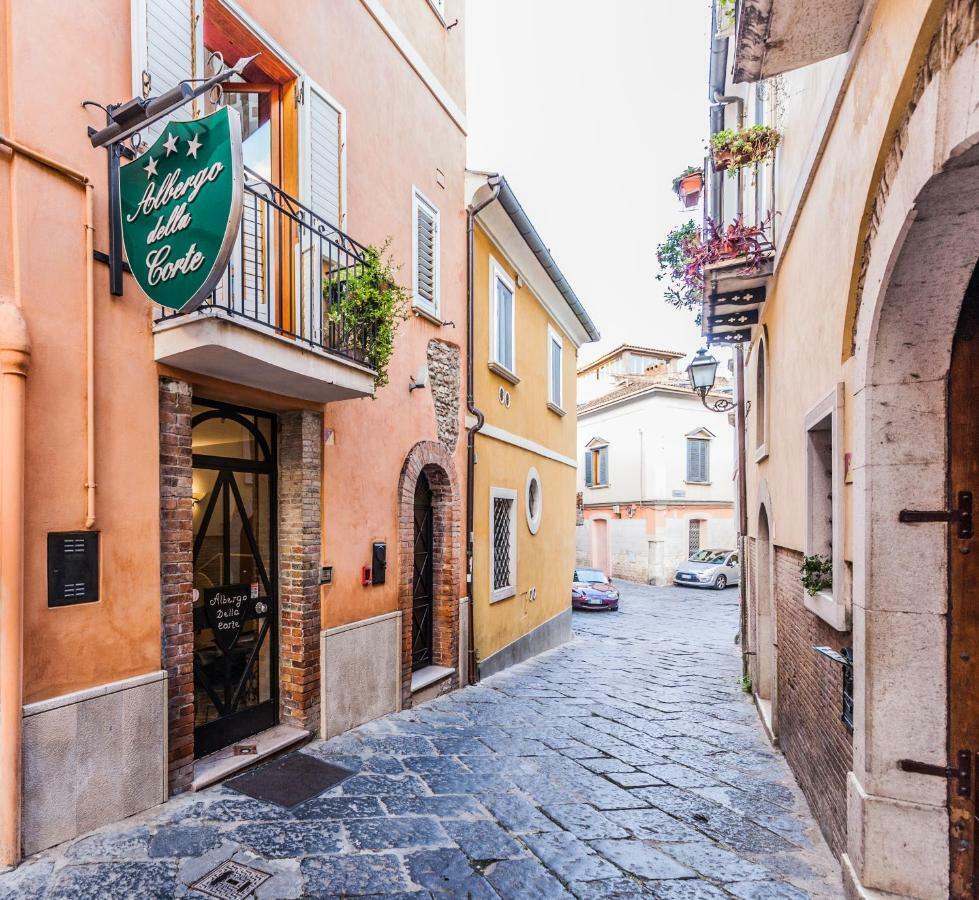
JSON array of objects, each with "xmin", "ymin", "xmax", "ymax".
[{"xmin": 572, "ymin": 568, "xmax": 620, "ymax": 611}]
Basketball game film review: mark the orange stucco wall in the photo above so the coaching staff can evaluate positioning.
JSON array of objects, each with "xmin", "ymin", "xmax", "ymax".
[{"xmin": 1, "ymin": 0, "xmax": 466, "ymax": 701}]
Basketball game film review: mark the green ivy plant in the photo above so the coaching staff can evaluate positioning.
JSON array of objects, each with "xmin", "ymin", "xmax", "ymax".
[
  {"xmin": 739, "ymin": 674, "xmax": 753, "ymax": 694},
  {"xmin": 710, "ymin": 125, "xmax": 781, "ymax": 175},
  {"xmin": 325, "ymin": 240, "xmax": 409, "ymax": 390},
  {"xmin": 800, "ymin": 553, "xmax": 833, "ymax": 596},
  {"xmin": 655, "ymin": 220, "xmax": 702, "ymax": 319}
]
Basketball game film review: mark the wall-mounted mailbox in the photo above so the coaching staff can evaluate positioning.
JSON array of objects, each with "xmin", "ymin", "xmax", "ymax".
[
  {"xmin": 372, "ymin": 542, "xmax": 387, "ymax": 585},
  {"xmin": 47, "ymin": 531, "xmax": 99, "ymax": 607}
]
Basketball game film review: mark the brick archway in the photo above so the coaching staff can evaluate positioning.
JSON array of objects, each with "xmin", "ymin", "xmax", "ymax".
[{"xmin": 397, "ymin": 441, "xmax": 461, "ymax": 707}]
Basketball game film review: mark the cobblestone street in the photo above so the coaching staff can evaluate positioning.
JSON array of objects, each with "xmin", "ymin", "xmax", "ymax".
[{"xmin": 0, "ymin": 582, "xmax": 842, "ymax": 899}]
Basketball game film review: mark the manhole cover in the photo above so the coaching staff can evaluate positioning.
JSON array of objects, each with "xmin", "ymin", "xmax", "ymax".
[{"xmin": 190, "ymin": 860, "xmax": 271, "ymax": 899}]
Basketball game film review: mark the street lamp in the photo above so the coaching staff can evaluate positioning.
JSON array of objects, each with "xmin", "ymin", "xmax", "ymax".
[{"xmin": 687, "ymin": 347, "xmax": 737, "ymax": 413}]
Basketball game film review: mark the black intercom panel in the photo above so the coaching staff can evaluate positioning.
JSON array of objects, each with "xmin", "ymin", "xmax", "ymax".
[{"xmin": 371, "ymin": 542, "xmax": 387, "ymax": 585}]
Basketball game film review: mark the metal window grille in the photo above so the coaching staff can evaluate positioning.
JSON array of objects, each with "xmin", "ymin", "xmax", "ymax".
[
  {"xmin": 841, "ymin": 646, "xmax": 854, "ymax": 733},
  {"xmin": 688, "ymin": 519, "xmax": 702, "ymax": 556},
  {"xmin": 493, "ymin": 497, "xmax": 514, "ymax": 591}
]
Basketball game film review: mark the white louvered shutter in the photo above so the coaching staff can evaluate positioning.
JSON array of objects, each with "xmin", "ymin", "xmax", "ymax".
[
  {"xmin": 414, "ymin": 193, "xmax": 439, "ymax": 313},
  {"xmin": 308, "ymin": 86, "xmax": 343, "ymax": 230},
  {"xmin": 134, "ymin": 0, "xmax": 204, "ymax": 146},
  {"xmin": 687, "ymin": 439, "xmax": 709, "ymax": 482}
]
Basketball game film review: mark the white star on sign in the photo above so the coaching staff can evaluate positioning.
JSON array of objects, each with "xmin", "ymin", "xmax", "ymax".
[
  {"xmin": 143, "ymin": 155, "xmax": 158, "ymax": 179},
  {"xmin": 185, "ymin": 132, "xmax": 202, "ymax": 159},
  {"xmin": 163, "ymin": 133, "xmax": 179, "ymax": 156}
]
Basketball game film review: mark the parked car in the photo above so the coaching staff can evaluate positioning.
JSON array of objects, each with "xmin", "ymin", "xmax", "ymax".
[
  {"xmin": 673, "ymin": 549, "xmax": 740, "ymax": 590},
  {"xmin": 572, "ymin": 568, "xmax": 620, "ymax": 611}
]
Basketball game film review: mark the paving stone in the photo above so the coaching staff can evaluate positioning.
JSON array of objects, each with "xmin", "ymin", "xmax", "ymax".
[
  {"xmin": 607, "ymin": 770, "xmax": 667, "ymax": 788},
  {"xmin": 578, "ymin": 756, "xmax": 638, "ymax": 774},
  {"xmin": 660, "ymin": 841, "xmax": 770, "ymax": 882},
  {"xmin": 66, "ymin": 826, "xmax": 152, "ymax": 860},
  {"xmin": 540, "ymin": 803, "xmax": 630, "ymax": 839},
  {"xmin": 444, "ymin": 819, "xmax": 524, "ymax": 861},
  {"xmin": 301, "ymin": 853, "xmax": 409, "ymax": 897},
  {"xmin": 381, "ymin": 794, "xmax": 487, "ymax": 819},
  {"xmin": 646, "ymin": 878, "xmax": 732, "ymax": 898},
  {"xmin": 590, "ymin": 838, "xmax": 696, "ymax": 880},
  {"xmin": 341, "ymin": 773, "xmax": 430, "ymax": 797},
  {"xmin": 147, "ymin": 825, "xmax": 221, "ymax": 858},
  {"xmin": 291, "ymin": 794, "xmax": 386, "ymax": 820},
  {"xmin": 523, "ymin": 830, "xmax": 622, "ymax": 883},
  {"xmin": 568, "ymin": 877, "xmax": 650, "ymax": 899},
  {"xmin": 479, "ymin": 795, "xmax": 560, "ymax": 834},
  {"xmin": 604, "ymin": 807, "xmax": 709, "ymax": 843},
  {"xmin": 228, "ymin": 820, "xmax": 343, "ymax": 857},
  {"xmin": 346, "ymin": 815, "xmax": 449, "ymax": 850},
  {"xmin": 727, "ymin": 880, "xmax": 811, "ymax": 899},
  {"xmin": 404, "ymin": 848, "xmax": 500, "ymax": 897},
  {"xmin": 49, "ymin": 862, "xmax": 177, "ymax": 899},
  {"xmin": 484, "ymin": 858, "xmax": 573, "ymax": 899}
]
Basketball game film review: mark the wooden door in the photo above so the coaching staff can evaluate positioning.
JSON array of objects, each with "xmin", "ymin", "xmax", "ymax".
[
  {"xmin": 950, "ymin": 270, "xmax": 979, "ymax": 898},
  {"xmin": 593, "ymin": 519, "xmax": 609, "ymax": 574}
]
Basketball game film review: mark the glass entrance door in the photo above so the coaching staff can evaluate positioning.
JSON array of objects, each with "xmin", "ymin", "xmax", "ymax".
[{"xmin": 191, "ymin": 400, "xmax": 278, "ymax": 758}]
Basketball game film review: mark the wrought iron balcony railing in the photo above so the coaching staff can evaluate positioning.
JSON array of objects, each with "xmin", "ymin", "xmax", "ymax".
[{"xmin": 155, "ymin": 168, "xmax": 375, "ymax": 369}]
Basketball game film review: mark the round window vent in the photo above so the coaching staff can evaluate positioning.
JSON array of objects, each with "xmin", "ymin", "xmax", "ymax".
[{"xmin": 526, "ymin": 467, "xmax": 542, "ymax": 534}]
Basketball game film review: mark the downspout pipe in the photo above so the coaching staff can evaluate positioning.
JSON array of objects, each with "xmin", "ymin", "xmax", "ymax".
[
  {"xmin": 465, "ymin": 176, "xmax": 501, "ymax": 686},
  {"xmin": 0, "ymin": 136, "xmax": 92, "ymax": 867}
]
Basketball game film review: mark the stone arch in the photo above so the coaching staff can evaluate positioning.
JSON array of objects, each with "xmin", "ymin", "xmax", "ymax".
[
  {"xmin": 753, "ymin": 481, "xmax": 777, "ymax": 728},
  {"xmin": 397, "ymin": 441, "xmax": 461, "ymax": 708},
  {"xmin": 848, "ymin": 22, "xmax": 979, "ymax": 897}
]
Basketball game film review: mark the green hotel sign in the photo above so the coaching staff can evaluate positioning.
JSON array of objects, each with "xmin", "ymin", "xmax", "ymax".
[{"xmin": 120, "ymin": 107, "xmax": 243, "ymax": 312}]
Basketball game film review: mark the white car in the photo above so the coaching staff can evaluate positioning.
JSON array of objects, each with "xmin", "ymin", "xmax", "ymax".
[{"xmin": 673, "ymin": 549, "xmax": 741, "ymax": 590}]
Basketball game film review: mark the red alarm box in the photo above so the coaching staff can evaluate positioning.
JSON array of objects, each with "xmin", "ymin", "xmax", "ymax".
[{"xmin": 362, "ymin": 566, "xmax": 372, "ymax": 586}]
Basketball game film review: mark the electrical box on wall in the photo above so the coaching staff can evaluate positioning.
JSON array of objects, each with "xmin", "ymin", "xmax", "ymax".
[
  {"xmin": 372, "ymin": 542, "xmax": 387, "ymax": 585},
  {"xmin": 47, "ymin": 531, "xmax": 100, "ymax": 607}
]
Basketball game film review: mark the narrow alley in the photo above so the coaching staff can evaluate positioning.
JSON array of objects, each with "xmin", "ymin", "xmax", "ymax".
[{"xmin": 0, "ymin": 583, "xmax": 842, "ymax": 899}]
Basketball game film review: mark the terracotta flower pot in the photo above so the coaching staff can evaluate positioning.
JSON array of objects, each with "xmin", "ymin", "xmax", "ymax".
[
  {"xmin": 711, "ymin": 148, "xmax": 734, "ymax": 171},
  {"xmin": 679, "ymin": 173, "xmax": 703, "ymax": 197}
]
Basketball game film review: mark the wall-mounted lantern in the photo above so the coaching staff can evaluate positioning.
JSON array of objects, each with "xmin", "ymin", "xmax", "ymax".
[{"xmin": 686, "ymin": 347, "xmax": 737, "ymax": 413}]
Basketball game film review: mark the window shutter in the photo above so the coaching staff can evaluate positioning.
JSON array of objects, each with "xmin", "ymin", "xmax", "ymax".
[
  {"xmin": 136, "ymin": 0, "xmax": 203, "ymax": 146},
  {"xmin": 598, "ymin": 447, "xmax": 609, "ymax": 486},
  {"xmin": 687, "ymin": 439, "xmax": 709, "ymax": 482},
  {"xmin": 307, "ymin": 85, "xmax": 343, "ymax": 229},
  {"xmin": 687, "ymin": 440, "xmax": 697, "ymax": 481},
  {"xmin": 584, "ymin": 453, "xmax": 593, "ymax": 487},
  {"xmin": 415, "ymin": 197, "xmax": 438, "ymax": 311}
]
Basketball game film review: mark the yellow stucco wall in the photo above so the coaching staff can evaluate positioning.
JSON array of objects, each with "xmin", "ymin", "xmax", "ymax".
[
  {"xmin": 472, "ymin": 224, "xmax": 579, "ymax": 663},
  {"xmin": 744, "ymin": 0, "xmax": 937, "ymax": 553}
]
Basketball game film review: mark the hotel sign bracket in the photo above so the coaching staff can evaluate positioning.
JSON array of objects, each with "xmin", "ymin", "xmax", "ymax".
[{"xmin": 83, "ymin": 53, "xmax": 258, "ymax": 296}]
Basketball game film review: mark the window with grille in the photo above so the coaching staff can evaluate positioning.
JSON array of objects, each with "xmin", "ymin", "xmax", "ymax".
[
  {"xmin": 413, "ymin": 189, "xmax": 440, "ymax": 315},
  {"xmin": 490, "ymin": 258, "xmax": 516, "ymax": 374},
  {"xmin": 688, "ymin": 519, "xmax": 703, "ymax": 556},
  {"xmin": 584, "ymin": 445, "xmax": 609, "ymax": 488},
  {"xmin": 490, "ymin": 488, "xmax": 517, "ymax": 602},
  {"xmin": 686, "ymin": 438, "xmax": 710, "ymax": 483},
  {"xmin": 548, "ymin": 326, "xmax": 563, "ymax": 410}
]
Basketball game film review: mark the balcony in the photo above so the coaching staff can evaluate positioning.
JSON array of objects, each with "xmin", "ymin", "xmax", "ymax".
[
  {"xmin": 153, "ymin": 169, "xmax": 377, "ymax": 403},
  {"xmin": 732, "ymin": 0, "xmax": 867, "ymax": 83}
]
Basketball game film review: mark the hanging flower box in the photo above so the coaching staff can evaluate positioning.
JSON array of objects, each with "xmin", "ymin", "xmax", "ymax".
[
  {"xmin": 710, "ymin": 125, "xmax": 781, "ymax": 173},
  {"xmin": 671, "ymin": 167, "xmax": 704, "ymax": 209}
]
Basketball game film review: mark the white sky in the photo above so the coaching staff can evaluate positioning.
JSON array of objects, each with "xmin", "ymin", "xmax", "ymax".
[{"xmin": 465, "ymin": 0, "xmax": 713, "ymax": 368}]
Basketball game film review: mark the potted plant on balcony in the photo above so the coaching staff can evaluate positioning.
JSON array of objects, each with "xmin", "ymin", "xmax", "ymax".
[
  {"xmin": 672, "ymin": 166, "xmax": 704, "ymax": 208},
  {"xmin": 710, "ymin": 125, "xmax": 781, "ymax": 173},
  {"xmin": 325, "ymin": 240, "xmax": 409, "ymax": 389},
  {"xmin": 656, "ymin": 220, "xmax": 703, "ymax": 319}
]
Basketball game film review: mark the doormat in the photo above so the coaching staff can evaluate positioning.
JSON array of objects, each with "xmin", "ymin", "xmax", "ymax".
[
  {"xmin": 191, "ymin": 860, "xmax": 271, "ymax": 899},
  {"xmin": 225, "ymin": 752, "xmax": 354, "ymax": 808}
]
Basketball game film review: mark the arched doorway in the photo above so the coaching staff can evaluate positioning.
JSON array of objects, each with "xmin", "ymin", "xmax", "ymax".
[
  {"xmin": 755, "ymin": 504, "xmax": 775, "ymax": 723},
  {"xmin": 850, "ymin": 23, "xmax": 979, "ymax": 894},
  {"xmin": 397, "ymin": 441, "xmax": 461, "ymax": 707},
  {"xmin": 412, "ymin": 472, "xmax": 435, "ymax": 671}
]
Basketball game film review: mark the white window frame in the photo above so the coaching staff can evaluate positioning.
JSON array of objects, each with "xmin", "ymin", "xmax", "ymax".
[
  {"xmin": 585, "ymin": 442, "xmax": 610, "ymax": 489},
  {"xmin": 547, "ymin": 325, "xmax": 564, "ymax": 414},
  {"xmin": 803, "ymin": 383, "xmax": 848, "ymax": 630},
  {"xmin": 490, "ymin": 487, "xmax": 518, "ymax": 602},
  {"xmin": 412, "ymin": 187, "xmax": 441, "ymax": 317},
  {"xmin": 488, "ymin": 255, "xmax": 518, "ymax": 381},
  {"xmin": 525, "ymin": 467, "xmax": 543, "ymax": 535}
]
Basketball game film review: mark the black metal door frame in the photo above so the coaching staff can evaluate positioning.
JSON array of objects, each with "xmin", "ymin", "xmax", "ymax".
[
  {"xmin": 412, "ymin": 472, "xmax": 435, "ymax": 671},
  {"xmin": 192, "ymin": 398, "xmax": 279, "ymax": 758}
]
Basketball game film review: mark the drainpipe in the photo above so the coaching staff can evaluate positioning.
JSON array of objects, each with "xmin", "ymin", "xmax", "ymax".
[
  {"xmin": 465, "ymin": 175, "xmax": 501, "ymax": 686},
  {"xmin": 0, "ymin": 136, "xmax": 95, "ymax": 530},
  {"xmin": 734, "ymin": 345, "xmax": 749, "ymax": 681},
  {"xmin": 0, "ymin": 136, "xmax": 93, "ymax": 867},
  {"xmin": 0, "ymin": 300, "xmax": 30, "ymax": 868}
]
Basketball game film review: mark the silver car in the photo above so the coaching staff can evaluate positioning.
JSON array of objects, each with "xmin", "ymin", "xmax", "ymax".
[{"xmin": 673, "ymin": 549, "xmax": 740, "ymax": 590}]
